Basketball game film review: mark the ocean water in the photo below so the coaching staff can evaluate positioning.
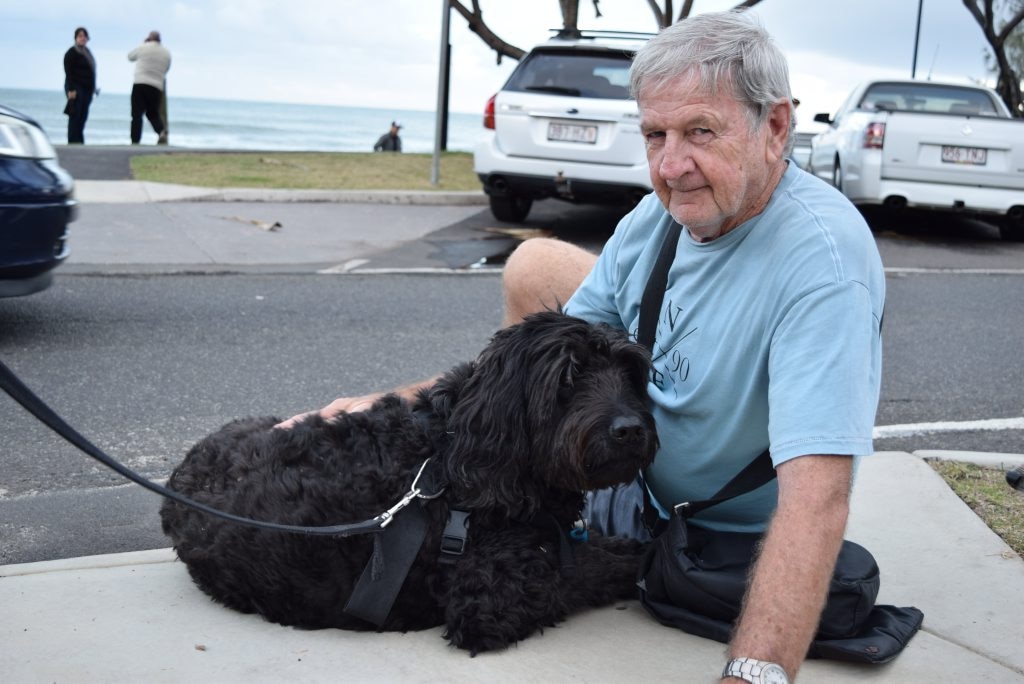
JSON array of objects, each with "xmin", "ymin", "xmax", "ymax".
[{"xmin": 0, "ymin": 87, "xmax": 486, "ymax": 153}]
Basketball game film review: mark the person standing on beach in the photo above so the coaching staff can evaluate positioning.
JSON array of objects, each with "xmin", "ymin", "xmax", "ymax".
[
  {"xmin": 373, "ymin": 121, "xmax": 402, "ymax": 152},
  {"xmin": 63, "ymin": 27, "xmax": 97, "ymax": 144},
  {"xmin": 127, "ymin": 31, "xmax": 171, "ymax": 145}
]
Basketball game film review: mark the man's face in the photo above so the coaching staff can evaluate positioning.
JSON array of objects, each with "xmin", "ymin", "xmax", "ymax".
[
  {"xmin": 639, "ymin": 72, "xmax": 789, "ymax": 242},
  {"xmin": 75, "ymin": 32, "xmax": 89, "ymax": 47}
]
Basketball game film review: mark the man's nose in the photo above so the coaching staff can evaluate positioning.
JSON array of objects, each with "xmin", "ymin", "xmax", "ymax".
[{"xmin": 657, "ymin": 135, "xmax": 696, "ymax": 180}]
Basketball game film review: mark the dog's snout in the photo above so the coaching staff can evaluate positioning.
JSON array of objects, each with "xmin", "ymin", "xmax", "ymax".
[{"xmin": 610, "ymin": 415, "xmax": 646, "ymax": 444}]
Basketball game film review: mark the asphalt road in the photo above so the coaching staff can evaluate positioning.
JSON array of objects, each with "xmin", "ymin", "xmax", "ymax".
[{"xmin": 2, "ymin": 265, "xmax": 1022, "ymax": 564}]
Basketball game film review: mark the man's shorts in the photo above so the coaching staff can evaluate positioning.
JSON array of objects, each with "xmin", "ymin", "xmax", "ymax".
[{"xmin": 582, "ymin": 478, "xmax": 655, "ymax": 542}]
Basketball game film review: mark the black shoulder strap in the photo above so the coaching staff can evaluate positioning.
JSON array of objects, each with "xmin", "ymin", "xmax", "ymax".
[
  {"xmin": 637, "ymin": 221, "xmax": 683, "ymax": 352},
  {"xmin": 674, "ymin": 448, "xmax": 774, "ymax": 519},
  {"xmin": 636, "ymin": 220, "xmax": 775, "ymax": 520}
]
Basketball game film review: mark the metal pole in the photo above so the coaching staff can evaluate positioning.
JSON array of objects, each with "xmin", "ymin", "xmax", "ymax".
[
  {"xmin": 911, "ymin": 0, "xmax": 923, "ymax": 78},
  {"xmin": 431, "ymin": 0, "xmax": 451, "ymax": 186}
]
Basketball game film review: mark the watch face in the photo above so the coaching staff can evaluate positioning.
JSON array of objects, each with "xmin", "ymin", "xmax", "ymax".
[{"xmin": 762, "ymin": 664, "xmax": 789, "ymax": 684}]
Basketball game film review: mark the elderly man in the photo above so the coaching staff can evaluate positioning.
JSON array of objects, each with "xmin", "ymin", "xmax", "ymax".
[
  {"xmin": 282, "ymin": 11, "xmax": 884, "ymax": 682},
  {"xmin": 504, "ymin": 11, "xmax": 884, "ymax": 681},
  {"xmin": 127, "ymin": 30, "xmax": 171, "ymax": 144}
]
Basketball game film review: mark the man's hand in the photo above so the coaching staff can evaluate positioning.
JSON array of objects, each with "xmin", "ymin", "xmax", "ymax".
[
  {"xmin": 274, "ymin": 376, "xmax": 441, "ymax": 431},
  {"xmin": 274, "ymin": 393, "xmax": 382, "ymax": 430}
]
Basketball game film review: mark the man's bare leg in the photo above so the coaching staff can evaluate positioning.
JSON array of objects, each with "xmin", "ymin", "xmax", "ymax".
[{"xmin": 501, "ymin": 238, "xmax": 598, "ymax": 327}]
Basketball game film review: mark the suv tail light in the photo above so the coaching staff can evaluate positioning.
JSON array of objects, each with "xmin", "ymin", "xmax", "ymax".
[
  {"xmin": 483, "ymin": 94, "xmax": 496, "ymax": 130},
  {"xmin": 863, "ymin": 122, "xmax": 885, "ymax": 149}
]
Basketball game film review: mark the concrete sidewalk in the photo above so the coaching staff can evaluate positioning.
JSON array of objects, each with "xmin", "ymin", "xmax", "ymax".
[
  {"xmin": 65, "ymin": 180, "xmax": 508, "ymax": 274},
  {"xmin": 2, "ymin": 452, "xmax": 1023, "ymax": 682}
]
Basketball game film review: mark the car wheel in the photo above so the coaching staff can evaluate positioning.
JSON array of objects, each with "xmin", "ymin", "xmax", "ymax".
[
  {"xmin": 1000, "ymin": 217, "xmax": 1024, "ymax": 242},
  {"xmin": 490, "ymin": 195, "xmax": 533, "ymax": 223}
]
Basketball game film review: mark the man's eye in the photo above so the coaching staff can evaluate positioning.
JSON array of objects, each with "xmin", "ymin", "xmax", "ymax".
[
  {"xmin": 690, "ymin": 128, "xmax": 713, "ymax": 141},
  {"xmin": 644, "ymin": 131, "xmax": 665, "ymax": 141}
]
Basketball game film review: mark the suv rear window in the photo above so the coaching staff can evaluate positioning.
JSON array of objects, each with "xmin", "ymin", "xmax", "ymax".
[{"xmin": 503, "ymin": 49, "xmax": 634, "ymax": 100}]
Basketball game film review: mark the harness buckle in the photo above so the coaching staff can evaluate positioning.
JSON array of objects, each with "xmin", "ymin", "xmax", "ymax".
[{"xmin": 440, "ymin": 509, "xmax": 471, "ymax": 559}]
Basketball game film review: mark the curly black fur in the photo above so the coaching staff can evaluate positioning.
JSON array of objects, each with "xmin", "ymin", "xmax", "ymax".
[{"xmin": 160, "ymin": 311, "xmax": 658, "ymax": 654}]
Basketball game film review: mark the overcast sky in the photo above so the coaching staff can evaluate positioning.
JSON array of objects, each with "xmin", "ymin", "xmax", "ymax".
[{"xmin": 0, "ymin": 0, "xmax": 1002, "ymax": 131}]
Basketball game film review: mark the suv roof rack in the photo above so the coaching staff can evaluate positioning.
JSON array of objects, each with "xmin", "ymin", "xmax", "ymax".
[{"xmin": 549, "ymin": 28, "xmax": 656, "ymax": 41}]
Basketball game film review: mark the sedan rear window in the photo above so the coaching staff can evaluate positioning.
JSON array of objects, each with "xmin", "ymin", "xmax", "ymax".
[
  {"xmin": 503, "ymin": 50, "xmax": 634, "ymax": 100},
  {"xmin": 858, "ymin": 82, "xmax": 1000, "ymax": 117}
]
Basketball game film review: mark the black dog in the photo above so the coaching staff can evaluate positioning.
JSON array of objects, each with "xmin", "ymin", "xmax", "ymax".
[{"xmin": 160, "ymin": 311, "xmax": 658, "ymax": 654}]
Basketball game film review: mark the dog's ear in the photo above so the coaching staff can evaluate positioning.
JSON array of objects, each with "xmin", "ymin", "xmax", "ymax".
[{"xmin": 442, "ymin": 313, "xmax": 580, "ymax": 515}]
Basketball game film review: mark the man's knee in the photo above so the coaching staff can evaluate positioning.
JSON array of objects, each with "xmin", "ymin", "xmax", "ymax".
[{"xmin": 502, "ymin": 238, "xmax": 597, "ymax": 326}]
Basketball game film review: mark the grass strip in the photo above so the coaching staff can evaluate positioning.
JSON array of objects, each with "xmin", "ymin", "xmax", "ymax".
[
  {"xmin": 931, "ymin": 460, "xmax": 1024, "ymax": 557},
  {"xmin": 131, "ymin": 151, "xmax": 482, "ymax": 191}
]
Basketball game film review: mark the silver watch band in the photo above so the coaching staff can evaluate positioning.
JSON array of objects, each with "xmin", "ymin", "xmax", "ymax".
[{"xmin": 722, "ymin": 657, "xmax": 789, "ymax": 684}]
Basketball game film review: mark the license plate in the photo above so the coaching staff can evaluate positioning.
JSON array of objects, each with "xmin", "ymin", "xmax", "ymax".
[
  {"xmin": 548, "ymin": 122, "xmax": 598, "ymax": 144},
  {"xmin": 941, "ymin": 145, "xmax": 987, "ymax": 165}
]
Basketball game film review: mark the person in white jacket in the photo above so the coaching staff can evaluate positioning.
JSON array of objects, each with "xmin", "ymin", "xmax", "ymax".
[{"xmin": 127, "ymin": 31, "xmax": 171, "ymax": 144}]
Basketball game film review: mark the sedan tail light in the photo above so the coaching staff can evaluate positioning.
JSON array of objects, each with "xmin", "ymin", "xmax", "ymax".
[
  {"xmin": 863, "ymin": 122, "xmax": 885, "ymax": 149},
  {"xmin": 483, "ymin": 94, "xmax": 497, "ymax": 130}
]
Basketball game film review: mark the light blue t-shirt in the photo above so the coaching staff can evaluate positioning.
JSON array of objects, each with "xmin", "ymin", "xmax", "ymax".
[{"xmin": 566, "ymin": 163, "xmax": 885, "ymax": 532}]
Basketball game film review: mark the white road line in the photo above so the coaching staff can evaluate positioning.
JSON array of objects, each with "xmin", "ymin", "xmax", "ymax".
[
  {"xmin": 874, "ymin": 417, "xmax": 1024, "ymax": 439},
  {"xmin": 884, "ymin": 267, "xmax": 1024, "ymax": 276}
]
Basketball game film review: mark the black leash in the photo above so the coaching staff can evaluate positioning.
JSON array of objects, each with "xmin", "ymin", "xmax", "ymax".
[{"xmin": 0, "ymin": 359, "xmax": 442, "ymax": 537}]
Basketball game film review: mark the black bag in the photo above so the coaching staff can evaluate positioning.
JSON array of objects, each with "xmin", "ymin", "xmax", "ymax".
[
  {"xmin": 637, "ymin": 513, "xmax": 923, "ymax": 663},
  {"xmin": 633, "ymin": 222, "xmax": 923, "ymax": 664}
]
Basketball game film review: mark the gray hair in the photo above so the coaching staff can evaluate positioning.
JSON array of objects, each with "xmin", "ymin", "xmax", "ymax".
[{"xmin": 629, "ymin": 10, "xmax": 795, "ymax": 155}]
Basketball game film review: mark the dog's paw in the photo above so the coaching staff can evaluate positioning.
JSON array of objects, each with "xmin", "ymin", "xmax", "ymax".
[{"xmin": 440, "ymin": 593, "xmax": 561, "ymax": 655}]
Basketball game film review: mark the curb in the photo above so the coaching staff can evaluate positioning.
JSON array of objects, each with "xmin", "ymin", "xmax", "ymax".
[
  {"xmin": 72, "ymin": 180, "xmax": 488, "ymax": 206},
  {"xmin": 912, "ymin": 450, "xmax": 1024, "ymax": 469},
  {"xmin": 209, "ymin": 188, "xmax": 488, "ymax": 205}
]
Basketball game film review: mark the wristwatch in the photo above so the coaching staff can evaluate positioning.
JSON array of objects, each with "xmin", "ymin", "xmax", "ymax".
[{"xmin": 722, "ymin": 657, "xmax": 790, "ymax": 684}]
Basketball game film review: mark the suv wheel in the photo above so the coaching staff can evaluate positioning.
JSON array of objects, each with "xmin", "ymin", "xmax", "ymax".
[{"xmin": 489, "ymin": 195, "xmax": 533, "ymax": 223}]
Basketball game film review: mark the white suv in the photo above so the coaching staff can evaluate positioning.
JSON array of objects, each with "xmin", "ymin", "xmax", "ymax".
[{"xmin": 473, "ymin": 30, "xmax": 653, "ymax": 223}]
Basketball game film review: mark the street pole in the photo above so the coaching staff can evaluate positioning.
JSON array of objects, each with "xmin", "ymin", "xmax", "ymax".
[
  {"xmin": 911, "ymin": 0, "xmax": 923, "ymax": 78},
  {"xmin": 431, "ymin": 0, "xmax": 452, "ymax": 186}
]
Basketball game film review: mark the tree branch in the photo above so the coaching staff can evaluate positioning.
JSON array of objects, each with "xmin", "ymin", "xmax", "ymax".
[
  {"xmin": 996, "ymin": 5, "xmax": 1024, "ymax": 43},
  {"xmin": 450, "ymin": 0, "xmax": 527, "ymax": 63},
  {"xmin": 646, "ymin": 0, "xmax": 666, "ymax": 27}
]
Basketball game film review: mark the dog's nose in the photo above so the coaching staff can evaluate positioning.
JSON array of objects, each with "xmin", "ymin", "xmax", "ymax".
[{"xmin": 610, "ymin": 415, "xmax": 646, "ymax": 444}]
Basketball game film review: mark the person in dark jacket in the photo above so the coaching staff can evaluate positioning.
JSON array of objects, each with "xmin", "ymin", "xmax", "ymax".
[
  {"xmin": 373, "ymin": 121, "xmax": 402, "ymax": 152},
  {"xmin": 63, "ymin": 27, "xmax": 97, "ymax": 144}
]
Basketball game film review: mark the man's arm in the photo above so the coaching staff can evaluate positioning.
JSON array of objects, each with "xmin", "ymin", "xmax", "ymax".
[{"xmin": 725, "ymin": 454, "xmax": 852, "ymax": 681}]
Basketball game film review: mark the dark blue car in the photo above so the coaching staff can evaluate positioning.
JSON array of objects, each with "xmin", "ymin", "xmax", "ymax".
[{"xmin": 0, "ymin": 104, "xmax": 77, "ymax": 297}]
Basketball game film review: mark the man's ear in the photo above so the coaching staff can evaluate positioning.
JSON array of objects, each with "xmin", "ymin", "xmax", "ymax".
[{"xmin": 765, "ymin": 98, "xmax": 792, "ymax": 164}]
